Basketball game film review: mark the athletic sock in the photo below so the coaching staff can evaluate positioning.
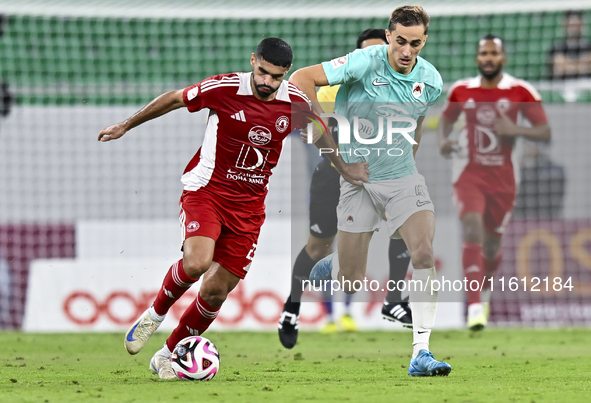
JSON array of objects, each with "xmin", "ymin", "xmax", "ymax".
[
  {"xmin": 410, "ymin": 267, "xmax": 438, "ymax": 358},
  {"xmin": 282, "ymin": 295, "xmax": 301, "ymax": 316},
  {"xmin": 156, "ymin": 343, "xmax": 172, "ymax": 358},
  {"xmin": 152, "ymin": 259, "xmax": 200, "ymax": 316},
  {"xmin": 483, "ymin": 251, "xmax": 503, "ymax": 288},
  {"xmin": 385, "ymin": 238, "xmax": 411, "ymax": 303},
  {"xmin": 165, "ymin": 293, "xmax": 220, "ymax": 351},
  {"xmin": 290, "ymin": 247, "xmax": 318, "ymax": 302},
  {"xmin": 462, "ymin": 242, "xmax": 484, "ymax": 305}
]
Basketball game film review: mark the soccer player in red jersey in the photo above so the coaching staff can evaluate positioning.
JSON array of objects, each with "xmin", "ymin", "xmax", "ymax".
[
  {"xmin": 98, "ymin": 38, "xmax": 368, "ymax": 379},
  {"xmin": 437, "ymin": 35, "xmax": 551, "ymax": 330}
]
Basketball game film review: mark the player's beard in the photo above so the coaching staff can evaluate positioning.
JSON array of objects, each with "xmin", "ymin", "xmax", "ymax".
[
  {"xmin": 254, "ymin": 84, "xmax": 278, "ymax": 99},
  {"xmin": 478, "ymin": 63, "xmax": 503, "ymax": 80}
]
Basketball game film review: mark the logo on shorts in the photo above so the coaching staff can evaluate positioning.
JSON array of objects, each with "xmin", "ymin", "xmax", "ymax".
[
  {"xmin": 415, "ymin": 185, "xmax": 426, "ymax": 197},
  {"xmin": 346, "ymin": 215, "xmax": 354, "ymax": 224},
  {"xmin": 248, "ymin": 126, "xmax": 272, "ymax": 145},
  {"xmin": 275, "ymin": 116, "xmax": 289, "ymax": 133},
  {"xmin": 187, "ymin": 221, "xmax": 200, "ymax": 232},
  {"xmin": 416, "ymin": 200, "xmax": 431, "ymax": 207}
]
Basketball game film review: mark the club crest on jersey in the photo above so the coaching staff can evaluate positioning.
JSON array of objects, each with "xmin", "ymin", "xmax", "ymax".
[
  {"xmin": 412, "ymin": 82, "xmax": 424, "ymax": 99},
  {"xmin": 187, "ymin": 86, "xmax": 199, "ymax": 101},
  {"xmin": 476, "ymin": 105, "xmax": 497, "ymax": 125},
  {"xmin": 187, "ymin": 221, "xmax": 200, "ymax": 232},
  {"xmin": 330, "ymin": 56, "xmax": 348, "ymax": 69},
  {"xmin": 275, "ymin": 116, "xmax": 289, "ymax": 133},
  {"xmin": 496, "ymin": 98, "xmax": 511, "ymax": 113},
  {"xmin": 248, "ymin": 126, "xmax": 272, "ymax": 145}
]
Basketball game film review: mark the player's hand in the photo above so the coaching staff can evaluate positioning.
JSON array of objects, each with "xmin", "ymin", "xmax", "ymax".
[
  {"xmin": 98, "ymin": 123, "xmax": 127, "ymax": 142},
  {"xmin": 340, "ymin": 162, "xmax": 370, "ymax": 186},
  {"xmin": 494, "ymin": 110, "xmax": 519, "ymax": 137},
  {"xmin": 300, "ymin": 125, "xmax": 323, "ymax": 144},
  {"xmin": 439, "ymin": 139, "xmax": 459, "ymax": 159}
]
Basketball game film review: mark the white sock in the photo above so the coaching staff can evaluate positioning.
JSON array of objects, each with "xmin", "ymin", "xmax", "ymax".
[
  {"xmin": 410, "ymin": 267, "xmax": 438, "ymax": 358},
  {"xmin": 330, "ymin": 251, "xmax": 340, "ymax": 280},
  {"xmin": 468, "ymin": 302, "xmax": 484, "ymax": 319},
  {"xmin": 149, "ymin": 306, "xmax": 166, "ymax": 322},
  {"xmin": 481, "ymin": 288, "xmax": 492, "ymax": 305},
  {"xmin": 156, "ymin": 343, "xmax": 172, "ymax": 358}
]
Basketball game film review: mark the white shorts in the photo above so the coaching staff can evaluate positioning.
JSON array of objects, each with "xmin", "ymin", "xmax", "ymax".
[{"xmin": 336, "ymin": 173, "xmax": 435, "ymax": 239}]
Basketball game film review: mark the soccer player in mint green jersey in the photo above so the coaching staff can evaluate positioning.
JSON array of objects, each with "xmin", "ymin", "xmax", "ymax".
[{"xmin": 291, "ymin": 5, "xmax": 451, "ymax": 377}]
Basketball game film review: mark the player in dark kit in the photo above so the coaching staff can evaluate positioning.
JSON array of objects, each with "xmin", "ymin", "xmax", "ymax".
[
  {"xmin": 98, "ymin": 38, "xmax": 368, "ymax": 379},
  {"xmin": 278, "ymin": 29, "xmax": 413, "ymax": 350}
]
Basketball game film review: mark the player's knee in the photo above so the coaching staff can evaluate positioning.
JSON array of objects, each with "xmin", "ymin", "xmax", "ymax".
[
  {"xmin": 410, "ymin": 242, "xmax": 434, "ymax": 269},
  {"xmin": 305, "ymin": 239, "xmax": 333, "ymax": 261},
  {"xmin": 182, "ymin": 256, "xmax": 212, "ymax": 278},
  {"xmin": 482, "ymin": 242, "xmax": 500, "ymax": 260}
]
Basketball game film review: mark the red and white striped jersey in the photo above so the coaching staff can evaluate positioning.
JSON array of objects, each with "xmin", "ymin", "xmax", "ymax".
[
  {"xmin": 441, "ymin": 73, "xmax": 548, "ymax": 191},
  {"xmin": 181, "ymin": 72, "xmax": 311, "ymax": 206}
]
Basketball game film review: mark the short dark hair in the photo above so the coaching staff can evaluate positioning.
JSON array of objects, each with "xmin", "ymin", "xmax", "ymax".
[
  {"xmin": 356, "ymin": 29, "xmax": 387, "ymax": 49},
  {"xmin": 478, "ymin": 34, "xmax": 505, "ymax": 53},
  {"xmin": 255, "ymin": 37, "xmax": 293, "ymax": 68},
  {"xmin": 388, "ymin": 5, "xmax": 430, "ymax": 34},
  {"xmin": 565, "ymin": 9, "xmax": 583, "ymax": 20}
]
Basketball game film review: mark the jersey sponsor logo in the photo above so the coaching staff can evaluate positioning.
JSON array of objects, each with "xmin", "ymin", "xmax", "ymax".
[
  {"xmin": 476, "ymin": 105, "xmax": 497, "ymax": 125},
  {"xmin": 248, "ymin": 126, "xmax": 272, "ymax": 146},
  {"xmin": 372, "ymin": 78, "xmax": 390, "ymax": 86},
  {"xmin": 475, "ymin": 125, "xmax": 501, "ymax": 154},
  {"xmin": 231, "ymin": 110, "xmax": 246, "ymax": 122},
  {"xmin": 330, "ymin": 56, "xmax": 348, "ymax": 69},
  {"xmin": 275, "ymin": 116, "xmax": 289, "ymax": 133},
  {"xmin": 186, "ymin": 221, "xmax": 200, "ymax": 232},
  {"xmin": 464, "ymin": 98, "xmax": 476, "ymax": 109},
  {"xmin": 235, "ymin": 144, "xmax": 270, "ymax": 172},
  {"xmin": 187, "ymin": 86, "xmax": 199, "ymax": 101},
  {"xmin": 412, "ymin": 82, "xmax": 425, "ymax": 99}
]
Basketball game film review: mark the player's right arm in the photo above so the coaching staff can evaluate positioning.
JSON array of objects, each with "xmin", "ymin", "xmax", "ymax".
[
  {"xmin": 437, "ymin": 82, "xmax": 463, "ymax": 158},
  {"xmin": 98, "ymin": 90, "xmax": 186, "ymax": 142},
  {"xmin": 290, "ymin": 65, "xmax": 369, "ymax": 185}
]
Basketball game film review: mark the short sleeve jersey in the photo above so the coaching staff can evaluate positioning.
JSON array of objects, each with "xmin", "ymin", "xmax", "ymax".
[
  {"xmin": 441, "ymin": 74, "xmax": 548, "ymax": 190},
  {"xmin": 181, "ymin": 72, "xmax": 311, "ymax": 207},
  {"xmin": 321, "ymin": 45, "xmax": 443, "ymax": 181}
]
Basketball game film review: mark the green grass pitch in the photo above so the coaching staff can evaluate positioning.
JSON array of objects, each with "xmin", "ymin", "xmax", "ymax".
[{"xmin": 1, "ymin": 329, "xmax": 589, "ymax": 402}]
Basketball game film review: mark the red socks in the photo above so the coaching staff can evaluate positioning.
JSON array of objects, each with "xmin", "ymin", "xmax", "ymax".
[
  {"xmin": 462, "ymin": 242, "xmax": 484, "ymax": 304},
  {"xmin": 153, "ymin": 259, "xmax": 199, "ymax": 316},
  {"xmin": 166, "ymin": 293, "xmax": 220, "ymax": 351}
]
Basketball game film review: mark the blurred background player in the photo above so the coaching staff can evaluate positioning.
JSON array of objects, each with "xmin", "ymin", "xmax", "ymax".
[
  {"xmin": 295, "ymin": 5, "xmax": 452, "ymax": 377},
  {"xmin": 278, "ymin": 28, "xmax": 413, "ymax": 346},
  {"xmin": 98, "ymin": 38, "xmax": 366, "ymax": 379},
  {"xmin": 438, "ymin": 34, "xmax": 551, "ymax": 331},
  {"xmin": 548, "ymin": 10, "xmax": 591, "ymax": 80}
]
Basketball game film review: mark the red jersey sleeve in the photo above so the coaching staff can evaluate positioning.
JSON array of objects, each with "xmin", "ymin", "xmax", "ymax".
[
  {"xmin": 518, "ymin": 81, "xmax": 548, "ymax": 125},
  {"xmin": 287, "ymin": 83, "xmax": 313, "ymax": 131},
  {"xmin": 441, "ymin": 82, "xmax": 463, "ymax": 122},
  {"xmin": 182, "ymin": 74, "xmax": 229, "ymax": 113}
]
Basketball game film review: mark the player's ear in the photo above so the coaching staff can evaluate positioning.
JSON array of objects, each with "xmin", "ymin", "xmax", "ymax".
[
  {"xmin": 385, "ymin": 29, "xmax": 391, "ymax": 44},
  {"xmin": 250, "ymin": 53, "xmax": 256, "ymax": 69}
]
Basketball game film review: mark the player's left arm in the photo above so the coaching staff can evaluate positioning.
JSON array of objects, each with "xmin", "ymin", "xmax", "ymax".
[
  {"xmin": 494, "ymin": 109, "xmax": 551, "ymax": 142},
  {"xmin": 494, "ymin": 85, "xmax": 551, "ymax": 142},
  {"xmin": 413, "ymin": 115, "xmax": 426, "ymax": 158}
]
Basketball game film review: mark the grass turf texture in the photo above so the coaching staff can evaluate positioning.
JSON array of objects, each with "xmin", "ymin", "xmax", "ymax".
[{"xmin": 0, "ymin": 329, "xmax": 589, "ymax": 402}]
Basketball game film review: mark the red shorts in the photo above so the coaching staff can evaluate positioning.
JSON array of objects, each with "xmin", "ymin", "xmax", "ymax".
[
  {"xmin": 179, "ymin": 189, "xmax": 265, "ymax": 279},
  {"xmin": 453, "ymin": 175, "xmax": 515, "ymax": 236}
]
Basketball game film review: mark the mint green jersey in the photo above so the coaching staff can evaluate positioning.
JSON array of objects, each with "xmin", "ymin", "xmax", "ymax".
[{"xmin": 321, "ymin": 45, "xmax": 442, "ymax": 181}]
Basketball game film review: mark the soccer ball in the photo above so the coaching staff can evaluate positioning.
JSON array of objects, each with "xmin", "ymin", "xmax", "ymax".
[{"xmin": 171, "ymin": 336, "xmax": 220, "ymax": 381}]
